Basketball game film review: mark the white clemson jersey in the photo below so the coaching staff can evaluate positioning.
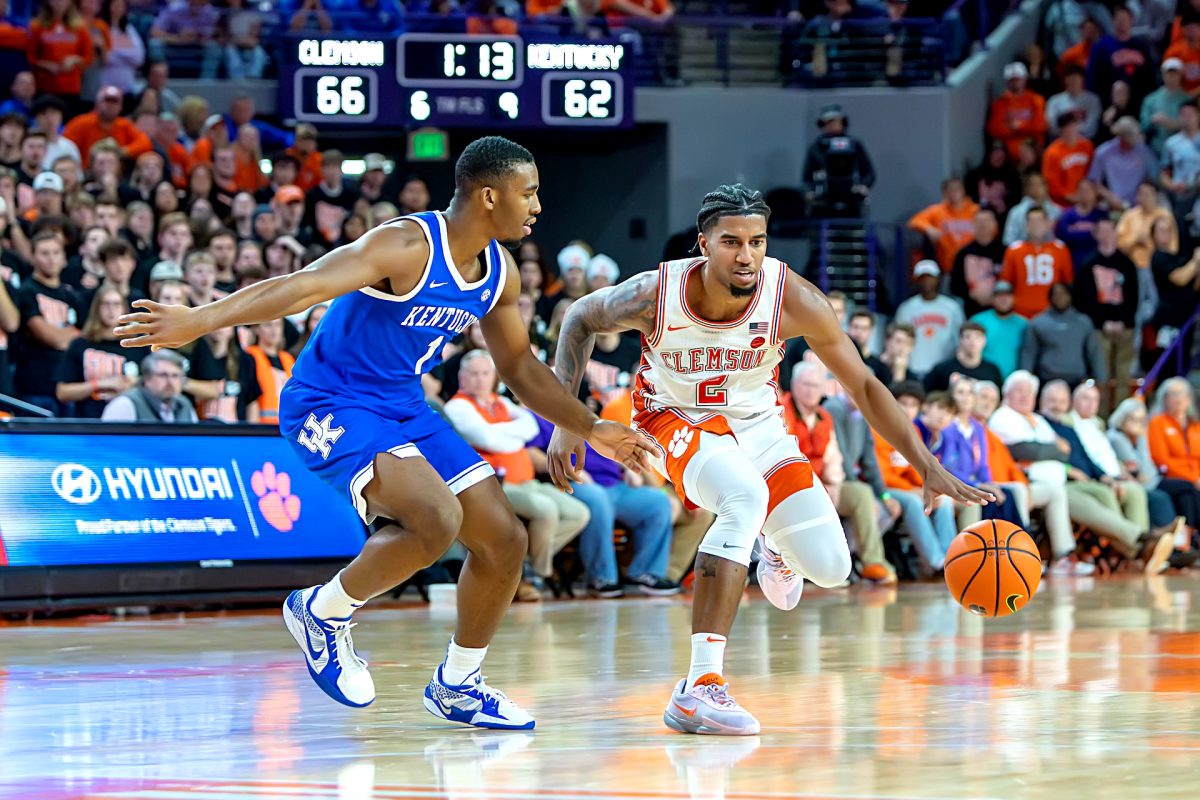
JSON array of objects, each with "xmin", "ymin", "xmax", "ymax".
[{"xmin": 633, "ymin": 256, "xmax": 789, "ymax": 421}]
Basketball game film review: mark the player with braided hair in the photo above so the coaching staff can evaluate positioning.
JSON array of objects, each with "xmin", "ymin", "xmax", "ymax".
[{"xmin": 549, "ymin": 183, "xmax": 992, "ymax": 735}]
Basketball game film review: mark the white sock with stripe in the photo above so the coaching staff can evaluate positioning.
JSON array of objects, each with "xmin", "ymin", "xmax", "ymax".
[{"xmin": 685, "ymin": 632, "xmax": 727, "ymax": 690}]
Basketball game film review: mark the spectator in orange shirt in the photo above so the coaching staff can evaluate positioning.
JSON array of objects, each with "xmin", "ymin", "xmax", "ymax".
[
  {"xmin": 999, "ymin": 206, "xmax": 1075, "ymax": 318},
  {"xmin": 62, "ymin": 84, "xmax": 151, "ymax": 168},
  {"xmin": 286, "ymin": 123, "xmax": 322, "ymax": 192},
  {"xmin": 987, "ymin": 62, "xmax": 1048, "ymax": 163},
  {"xmin": 603, "ymin": 0, "xmax": 674, "ymax": 22},
  {"xmin": 1059, "ymin": 17, "xmax": 1102, "ymax": 79},
  {"xmin": 1147, "ymin": 377, "xmax": 1200, "ymax": 485},
  {"xmin": 232, "ymin": 123, "xmax": 266, "ymax": 194},
  {"xmin": 27, "ymin": 0, "xmax": 93, "ymax": 115},
  {"xmin": 1164, "ymin": 17, "xmax": 1200, "ymax": 94},
  {"xmin": 153, "ymin": 112, "xmax": 191, "ymax": 189},
  {"xmin": 0, "ymin": 0, "xmax": 31, "ymax": 54},
  {"xmin": 1042, "ymin": 112, "xmax": 1095, "ymax": 206},
  {"xmin": 907, "ymin": 177, "xmax": 980, "ymax": 273}
]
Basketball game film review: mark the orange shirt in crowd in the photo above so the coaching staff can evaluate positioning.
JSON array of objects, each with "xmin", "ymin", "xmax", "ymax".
[
  {"xmin": 907, "ymin": 198, "xmax": 980, "ymax": 272},
  {"xmin": 1058, "ymin": 41, "xmax": 1091, "ymax": 77},
  {"xmin": 602, "ymin": 0, "xmax": 671, "ymax": 18},
  {"xmin": 1147, "ymin": 413, "xmax": 1200, "ymax": 483},
  {"xmin": 163, "ymin": 140, "xmax": 193, "ymax": 188},
  {"xmin": 873, "ymin": 430, "xmax": 923, "ymax": 491},
  {"xmin": 234, "ymin": 150, "xmax": 267, "ymax": 193},
  {"xmin": 526, "ymin": 0, "xmax": 564, "ymax": 13},
  {"xmin": 1164, "ymin": 40, "xmax": 1200, "ymax": 92},
  {"xmin": 62, "ymin": 112, "xmax": 152, "ymax": 168},
  {"xmin": 0, "ymin": 18, "xmax": 30, "ymax": 50},
  {"xmin": 985, "ymin": 427, "xmax": 1028, "ymax": 484},
  {"xmin": 286, "ymin": 147, "xmax": 323, "ymax": 192},
  {"xmin": 451, "ymin": 392, "xmax": 536, "ymax": 484},
  {"xmin": 999, "ymin": 239, "xmax": 1074, "ymax": 318},
  {"xmin": 986, "ymin": 89, "xmax": 1048, "ymax": 162},
  {"xmin": 1042, "ymin": 136, "xmax": 1094, "ymax": 206},
  {"xmin": 27, "ymin": 19, "xmax": 92, "ymax": 96},
  {"xmin": 781, "ymin": 399, "xmax": 834, "ymax": 478}
]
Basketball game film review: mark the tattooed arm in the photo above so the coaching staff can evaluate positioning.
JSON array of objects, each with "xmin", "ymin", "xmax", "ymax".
[{"xmin": 547, "ymin": 270, "xmax": 659, "ymax": 490}]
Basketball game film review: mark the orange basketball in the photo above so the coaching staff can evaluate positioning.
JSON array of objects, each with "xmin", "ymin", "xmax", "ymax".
[{"xmin": 944, "ymin": 520, "xmax": 1041, "ymax": 617}]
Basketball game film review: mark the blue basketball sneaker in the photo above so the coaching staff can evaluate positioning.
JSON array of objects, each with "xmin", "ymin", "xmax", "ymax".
[
  {"xmin": 423, "ymin": 666, "xmax": 535, "ymax": 730},
  {"xmin": 283, "ymin": 587, "xmax": 375, "ymax": 708}
]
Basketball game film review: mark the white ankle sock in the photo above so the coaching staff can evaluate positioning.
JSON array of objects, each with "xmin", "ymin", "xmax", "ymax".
[
  {"xmin": 442, "ymin": 638, "xmax": 488, "ymax": 685},
  {"xmin": 309, "ymin": 571, "xmax": 365, "ymax": 620},
  {"xmin": 685, "ymin": 633, "xmax": 726, "ymax": 690}
]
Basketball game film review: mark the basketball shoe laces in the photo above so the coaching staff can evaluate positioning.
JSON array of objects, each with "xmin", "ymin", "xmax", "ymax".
[
  {"xmin": 763, "ymin": 547, "xmax": 798, "ymax": 582},
  {"xmin": 469, "ymin": 675, "xmax": 511, "ymax": 711},
  {"xmin": 697, "ymin": 681, "xmax": 739, "ymax": 709},
  {"xmin": 329, "ymin": 621, "xmax": 369, "ymax": 674}
]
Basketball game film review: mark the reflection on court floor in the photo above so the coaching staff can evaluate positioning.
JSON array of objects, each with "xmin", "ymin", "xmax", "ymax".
[{"xmin": 1, "ymin": 576, "xmax": 1198, "ymax": 800}]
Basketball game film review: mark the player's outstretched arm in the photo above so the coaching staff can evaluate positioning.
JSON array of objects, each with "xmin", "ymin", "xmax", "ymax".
[
  {"xmin": 114, "ymin": 223, "xmax": 428, "ymax": 350},
  {"xmin": 479, "ymin": 255, "xmax": 654, "ymax": 481},
  {"xmin": 782, "ymin": 273, "xmax": 994, "ymax": 513},
  {"xmin": 542, "ymin": 270, "xmax": 658, "ymax": 490}
]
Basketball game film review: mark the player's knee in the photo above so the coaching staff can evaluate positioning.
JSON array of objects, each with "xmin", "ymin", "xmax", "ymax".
[
  {"xmin": 774, "ymin": 520, "xmax": 851, "ymax": 588},
  {"xmin": 474, "ymin": 514, "xmax": 528, "ymax": 568},
  {"xmin": 718, "ymin": 474, "xmax": 770, "ymax": 531},
  {"xmin": 803, "ymin": 543, "xmax": 852, "ymax": 588},
  {"xmin": 405, "ymin": 501, "xmax": 464, "ymax": 561}
]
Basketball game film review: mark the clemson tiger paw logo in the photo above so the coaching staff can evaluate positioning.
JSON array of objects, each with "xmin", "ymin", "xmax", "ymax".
[
  {"xmin": 252, "ymin": 462, "xmax": 301, "ymax": 532},
  {"xmin": 668, "ymin": 428, "xmax": 695, "ymax": 459}
]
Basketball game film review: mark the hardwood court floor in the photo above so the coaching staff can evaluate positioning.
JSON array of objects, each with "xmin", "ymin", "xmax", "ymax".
[{"xmin": 1, "ymin": 576, "xmax": 1199, "ymax": 800}]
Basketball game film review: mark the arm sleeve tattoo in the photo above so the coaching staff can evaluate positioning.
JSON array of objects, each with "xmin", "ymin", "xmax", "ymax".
[{"xmin": 552, "ymin": 271, "xmax": 658, "ymax": 394}]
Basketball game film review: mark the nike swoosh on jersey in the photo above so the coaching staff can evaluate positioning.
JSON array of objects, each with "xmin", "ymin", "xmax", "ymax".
[
  {"xmin": 667, "ymin": 325, "xmax": 688, "ymax": 331},
  {"xmin": 429, "ymin": 281, "xmax": 448, "ymax": 288}
]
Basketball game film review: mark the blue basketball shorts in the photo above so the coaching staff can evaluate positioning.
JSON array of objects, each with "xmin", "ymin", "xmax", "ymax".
[{"xmin": 279, "ymin": 379, "xmax": 493, "ymax": 524}]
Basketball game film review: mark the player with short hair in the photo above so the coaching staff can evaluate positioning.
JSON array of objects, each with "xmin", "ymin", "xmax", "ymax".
[
  {"xmin": 549, "ymin": 184, "xmax": 992, "ymax": 735},
  {"xmin": 115, "ymin": 136, "xmax": 652, "ymax": 731}
]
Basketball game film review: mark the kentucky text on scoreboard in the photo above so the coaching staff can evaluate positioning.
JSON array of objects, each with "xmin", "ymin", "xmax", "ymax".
[{"xmin": 282, "ymin": 34, "xmax": 635, "ymax": 129}]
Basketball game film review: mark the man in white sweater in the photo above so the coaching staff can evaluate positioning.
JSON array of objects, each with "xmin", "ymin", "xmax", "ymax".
[{"xmin": 894, "ymin": 260, "xmax": 964, "ymax": 377}]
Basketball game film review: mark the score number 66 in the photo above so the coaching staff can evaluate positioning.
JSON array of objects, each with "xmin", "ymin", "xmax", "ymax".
[{"xmin": 316, "ymin": 76, "xmax": 367, "ymax": 116}]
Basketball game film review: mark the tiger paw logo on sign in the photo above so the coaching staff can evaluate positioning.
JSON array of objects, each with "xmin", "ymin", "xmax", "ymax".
[{"xmin": 252, "ymin": 462, "xmax": 301, "ymax": 532}]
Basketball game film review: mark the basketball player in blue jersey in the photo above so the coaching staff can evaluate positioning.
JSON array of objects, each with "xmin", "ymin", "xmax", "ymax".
[{"xmin": 115, "ymin": 137, "xmax": 653, "ymax": 730}]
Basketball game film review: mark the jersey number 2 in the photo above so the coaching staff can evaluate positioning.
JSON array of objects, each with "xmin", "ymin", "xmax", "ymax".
[
  {"xmin": 414, "ymin": 336, "xmax": 445, "ymax": 374},
  {"xmin": 696, "ymin": 375, "xmax": 728, "ymax": 406}
]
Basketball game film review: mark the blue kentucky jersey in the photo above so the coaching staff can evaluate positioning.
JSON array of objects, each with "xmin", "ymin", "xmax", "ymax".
[{"xmin": 290, "ymin": 211, "xmax": 507, "ymax": 417}]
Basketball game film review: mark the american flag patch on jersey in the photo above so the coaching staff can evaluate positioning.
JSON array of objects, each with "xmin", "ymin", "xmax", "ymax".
[{"xmin": 749, "ymin": 322, "xmax": 769, "ymax": 333}]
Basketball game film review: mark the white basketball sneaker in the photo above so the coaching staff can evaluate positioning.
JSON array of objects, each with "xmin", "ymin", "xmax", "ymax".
[
  {"xmin": 756, "ymin": 534, "xmax": 803, "ymax": 611},
  {"xmin": 283, "ymin": 586, "xmax": 375, "ymax": 707},
  {"xmin": 663, "ymin": 674, "xmax": 761, "ymax": 736},
  {"xmin": 424, "ymin": 666, "xmax": 536, "ymax": 730}
]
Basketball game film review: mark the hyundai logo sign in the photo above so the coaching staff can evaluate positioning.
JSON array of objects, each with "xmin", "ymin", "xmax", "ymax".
[{"xmin": 51, "ymin": 463, "xmax": 102, "ymax": 505}]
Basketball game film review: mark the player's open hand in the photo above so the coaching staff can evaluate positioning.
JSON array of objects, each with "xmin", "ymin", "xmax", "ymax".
[
  {"xmin": 920, "ymin": 460, "xmax": 995, "ymax": 514},
  {"xmin": 114, "ymin": 300, "xmax": 205, "ymax": 351},
  {"xmin": 587, "ymin": 419, "xmax": 655, "ymax": 476},
  {"xmin": 547, "ymin": 427, "xmax": 587, "ymax": 493}
]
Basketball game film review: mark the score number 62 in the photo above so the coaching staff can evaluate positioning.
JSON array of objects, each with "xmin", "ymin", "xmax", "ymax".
[
  {"xmin": 316, "ymin": 75, "xmax": 367, "ymax": 116},
  {"xmin": 564, "ymin": 79, "xmax": 613, "ymax": 119}
]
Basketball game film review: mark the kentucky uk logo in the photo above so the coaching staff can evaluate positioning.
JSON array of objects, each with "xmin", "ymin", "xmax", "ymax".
[{"xmin": 51, "ymin": 463, "xmax": 102, "ymax": 505}]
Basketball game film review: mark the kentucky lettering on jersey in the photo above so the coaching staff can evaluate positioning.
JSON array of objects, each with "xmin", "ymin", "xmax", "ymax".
[
  {"xmin": 399, "ymin": 305, "xmax": 479, "ymax": 334},
  {"xmin": 289, "ymin": 210, "xmax": 507, "ymax": 418}
]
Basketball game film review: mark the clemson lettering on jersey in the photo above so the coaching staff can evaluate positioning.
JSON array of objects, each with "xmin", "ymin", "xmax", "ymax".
[
  {"xmin": 659, "ymin": 347, "xmax": 768, "ymax": 374},
  {"xmin": 634, "ymin": 257, "xmax": 788, "ymax": 420}
]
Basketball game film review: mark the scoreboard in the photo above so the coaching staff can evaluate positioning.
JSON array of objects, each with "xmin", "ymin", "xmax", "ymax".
[{"xmin": 279, "ymin": 35, "xmax": 635, "ymax": 129}]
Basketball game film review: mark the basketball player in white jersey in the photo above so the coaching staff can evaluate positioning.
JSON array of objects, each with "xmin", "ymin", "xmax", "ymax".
[{"xmin": 549, "ymin": 185, "xmax": 992, "ymax": 735}]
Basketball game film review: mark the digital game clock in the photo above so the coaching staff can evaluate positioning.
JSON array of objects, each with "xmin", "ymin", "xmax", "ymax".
[{"xmin": 280, "ymin": 34, "xmax": 634, "ymax": 129}]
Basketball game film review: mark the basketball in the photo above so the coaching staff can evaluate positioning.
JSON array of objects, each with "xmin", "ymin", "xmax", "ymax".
[{"xmin": 944, "ymin": 520, "xmax": 1041, "ymax": 617}]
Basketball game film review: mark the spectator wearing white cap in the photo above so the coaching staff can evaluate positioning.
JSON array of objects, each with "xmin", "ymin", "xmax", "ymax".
[
  {"xmin": 542, "ymin": 243, "xmax": 591, "ymax": 320},
  {"xmin": 357, "ymin": 153, "xmax": 388, "ymax": 205},
  {"xmin": 30, "ymin": 171, "xmax": 64, "ymax": 220},
  {"xmin": 987, "ymin": 62, "xmax": 1048, "ymax": 163},
  {"xmin": 893, "ymin": 260, "xmax": 965, "ymax": 376},
  {"xmin": 586, "ymin": 253, "xmax": 619, "ymax": 292},
  {"xmin": 1141, "ymin": 58, "xmax": 1190, "ymax": 154},
  {"xmin": 1046, "ymin": 64, "xmax": 1102, "ymax": 140}
]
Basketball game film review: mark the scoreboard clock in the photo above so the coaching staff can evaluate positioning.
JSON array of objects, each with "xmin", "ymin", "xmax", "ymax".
[{"xmin": 280, "ymin": 34, "xmax": 634, "ymax": 129}]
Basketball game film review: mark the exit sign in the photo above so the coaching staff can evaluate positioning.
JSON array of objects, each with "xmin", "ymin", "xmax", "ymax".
[{"xmin": 408, "ymin": 128, "xmax": 449, "ymax": 161}]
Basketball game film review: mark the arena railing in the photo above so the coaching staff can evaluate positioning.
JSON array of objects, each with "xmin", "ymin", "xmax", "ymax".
[{"xmin": 1139, "ymin": 309, "xmax": 1200, "ymax": 396}]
